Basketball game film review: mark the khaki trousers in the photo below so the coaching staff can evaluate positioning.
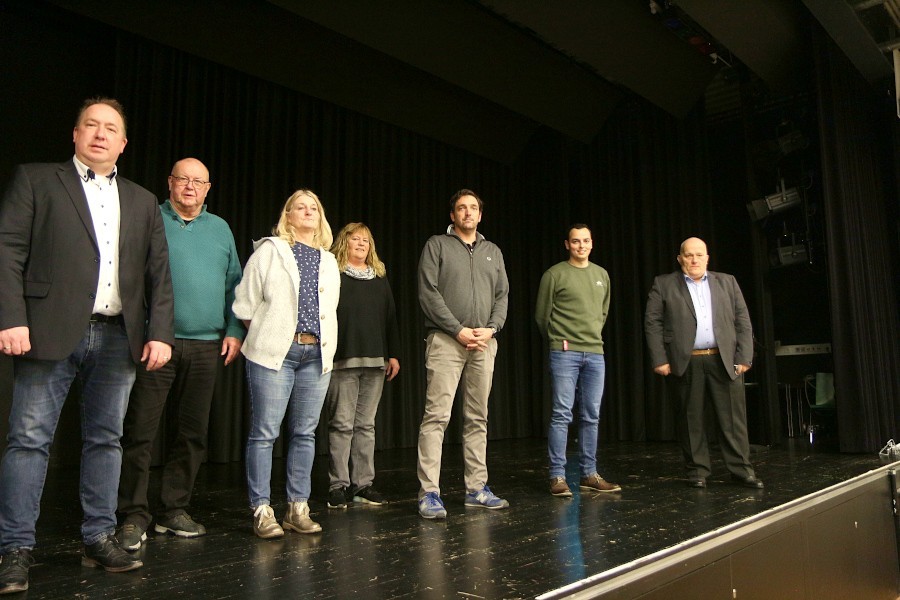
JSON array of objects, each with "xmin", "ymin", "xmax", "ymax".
[{"xmin": 416, "ymin": 331, "xmax": 498, "ymax": 496}]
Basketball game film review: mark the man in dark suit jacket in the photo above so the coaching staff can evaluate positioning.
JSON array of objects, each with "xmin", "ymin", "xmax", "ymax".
[
  {"xmin": 644, "ymin": 237, "xmax": 763, "ymax": 490},
  {"xmin": 0, "ymin": 98, "xmax": 174, "ymax": 593}
]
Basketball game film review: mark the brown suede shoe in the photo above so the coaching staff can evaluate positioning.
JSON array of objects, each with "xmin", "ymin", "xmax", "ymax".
[
  {"xmin": 550, "ymin": 477, "xmax": 573, "ymax": 497},
  {"xmin": 580, "ymin": 473, "xmax": 621, "ymax": 493}
]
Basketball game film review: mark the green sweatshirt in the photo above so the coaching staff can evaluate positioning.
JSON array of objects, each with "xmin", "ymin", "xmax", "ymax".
[
  {"xmin": 160, "ymin": 200, "xmax": 245, "ymax": 341},
  {"xmin": 535, "ymin": 261, "xmax": 610, "ymax": 353}
]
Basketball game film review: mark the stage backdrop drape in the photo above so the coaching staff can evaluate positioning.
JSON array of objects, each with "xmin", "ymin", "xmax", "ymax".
[
  {"xmin": 812, "ymin": 26, "xmax": 900, "ymax": 452},
  {"xmin": 4, "ymin": 1, "xmax": 895, "ymax": 468},
  {"xmin": 108, "ymin": 35, "xmax": 724, "ymax": 463}
]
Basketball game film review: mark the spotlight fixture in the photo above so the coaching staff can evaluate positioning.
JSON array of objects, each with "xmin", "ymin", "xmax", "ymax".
[{"xmin": 747, "ymin": 179, "xmax": 801, "ymax": 221}]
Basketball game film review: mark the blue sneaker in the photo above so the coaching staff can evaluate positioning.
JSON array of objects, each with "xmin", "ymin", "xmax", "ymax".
[
  {"xmin": 465, "ymin": 486, "xmax": 509, "ymax": 510},
  {"xmin": 418, "ymin": 492, "xmax": 447, "ymax": 519}
]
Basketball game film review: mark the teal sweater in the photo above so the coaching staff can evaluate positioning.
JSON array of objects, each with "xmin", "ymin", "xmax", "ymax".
[
  {"xmin": 160, "ymin": 201, "xmax": 245, "ymax": 341},
  {"xmin": 535, "ymin": 261, "xmax": 610, "ymax": 353}
]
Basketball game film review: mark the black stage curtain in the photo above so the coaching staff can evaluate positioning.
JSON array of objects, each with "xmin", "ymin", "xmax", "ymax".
[
  {"xmin": 0, "ymin": 2, "xmax": 790, "ymax": 465},
  {"xmin": 110, "ymin": 39, "xmax": 722, "ymax": 461},
  {"xmin": 813, "ymin": 27, "xmax": 900, "ymax": 452},
  {"xmin": 117, "ymin": 40, "xmax": 731, "ymax": 462}
]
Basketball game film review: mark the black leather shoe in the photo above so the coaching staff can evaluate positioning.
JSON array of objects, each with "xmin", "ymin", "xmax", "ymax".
[
  {"xmin": 731, "ymin": 474, "xmax": 765, "ymax": 489},
  {"xmin": 82, "ymin": 536, "xmax": 143, "ymax": 572},
  {"xmin": 687, "ymin": 478, "xmax": 707, "ymax": 488},
  {"xmin": 0, "ymin": 548, "xmax": 34, "ymax": 594}
]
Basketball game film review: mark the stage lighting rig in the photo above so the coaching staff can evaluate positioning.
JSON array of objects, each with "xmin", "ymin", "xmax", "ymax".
[{"xmin": 747, "ymin": 179, "xmax": 801, "ymax": 222}]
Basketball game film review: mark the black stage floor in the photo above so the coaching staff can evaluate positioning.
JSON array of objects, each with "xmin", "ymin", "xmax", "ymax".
[{"xmin": 20, "ymin": 438, "xmax": 884, "ymax": 599}]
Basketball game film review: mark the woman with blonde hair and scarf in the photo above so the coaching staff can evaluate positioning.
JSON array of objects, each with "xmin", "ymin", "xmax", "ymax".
[{"xmin": 325, "ymin": 222, "xmax": 400, "ymax": 509}]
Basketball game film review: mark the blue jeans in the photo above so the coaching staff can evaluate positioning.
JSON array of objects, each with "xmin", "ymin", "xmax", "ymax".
[
  {"xmin": 547, "ymin": 351, "xmax": 606, "ymax": 479},
  {"xmin": 0, "ymin": 322, "xmax": 136, "ymax": 551},
  {"xmin": 245, "ymin": 343, "xmax": 331, "ymax": 507}
]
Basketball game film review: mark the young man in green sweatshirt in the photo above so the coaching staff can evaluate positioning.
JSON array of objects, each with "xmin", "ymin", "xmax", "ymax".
[{"xmin": 535, "ymin": 224, "xmax": 621, "ymax": 498}]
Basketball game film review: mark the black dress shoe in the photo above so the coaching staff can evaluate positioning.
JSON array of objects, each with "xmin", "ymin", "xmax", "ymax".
[
  {"xmin": 82, "ymin": 536, "xmax": 143, "ymax": 572},
  {"xmin": 731, "ymin": 474, "xmax": 765, "ymax": 489},
  {"xmin": 0, "ymin": 548, "xmax": 34, "ymax": 594},
  {"xmin": 687, "ymin": 478, "xmax": 707, "ymax": 488}
]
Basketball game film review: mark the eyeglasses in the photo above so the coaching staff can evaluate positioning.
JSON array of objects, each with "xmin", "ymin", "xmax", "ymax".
[{"xmin": 170, "ymin": 175, "xmax": 209, "ymax": 188}]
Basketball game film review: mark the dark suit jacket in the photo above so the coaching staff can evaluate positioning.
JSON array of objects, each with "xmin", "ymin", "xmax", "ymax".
[
  {"xmin": 0, "ymin": 160, "xmax": 174, "ymax": 362},
  {"xmin": 644, "ymin": 270, "xmax": 753, "ymax": 381}
]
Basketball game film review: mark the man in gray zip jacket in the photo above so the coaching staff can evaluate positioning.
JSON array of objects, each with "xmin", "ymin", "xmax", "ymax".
[{"xmin": 415, "ymin": 189, "xmax": 509, "ymax": 519}]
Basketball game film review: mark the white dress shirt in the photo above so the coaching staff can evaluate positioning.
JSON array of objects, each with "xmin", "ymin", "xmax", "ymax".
[{"xmin": 73, "ymin": 156, "xmax": 122, "ymax": 316}]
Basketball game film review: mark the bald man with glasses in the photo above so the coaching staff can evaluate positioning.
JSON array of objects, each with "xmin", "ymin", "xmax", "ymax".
[{"xmin": 117, "ymin": 158, "xmax": 245, "ymax": 551}]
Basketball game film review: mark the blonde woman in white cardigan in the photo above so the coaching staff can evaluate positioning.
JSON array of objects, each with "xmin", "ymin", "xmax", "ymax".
[{"xmin": 233, "ymin": 189, "xmax": 340, "ymax": 539}]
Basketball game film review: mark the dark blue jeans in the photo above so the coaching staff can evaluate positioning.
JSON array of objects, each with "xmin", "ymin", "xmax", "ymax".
[{"xmin": 0, "ymin": 322, "xmax": 136, "ymax": 551}]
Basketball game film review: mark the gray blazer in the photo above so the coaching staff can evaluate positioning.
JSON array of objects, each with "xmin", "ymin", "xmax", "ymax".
[
  {"xmin": 644, "ymin": 270, "xmax": 753, "ymax": 380},
  {"xmin": 0, "ymin": 160, "xmax": 174, "ymax": 362}
]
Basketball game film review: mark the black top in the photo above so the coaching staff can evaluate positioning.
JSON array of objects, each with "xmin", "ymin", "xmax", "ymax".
[{"xmin": 333, "ymin": 273, "xmax": 400, "ymax": 362}]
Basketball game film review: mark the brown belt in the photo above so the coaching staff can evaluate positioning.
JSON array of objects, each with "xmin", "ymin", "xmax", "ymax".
[
  {"xmin": 294, "ymin": 332, "xmax": 319, "ymax": 345},
  {"xmin": 691, "ymin": 348, "xmax": 719, "ymax": 356}
]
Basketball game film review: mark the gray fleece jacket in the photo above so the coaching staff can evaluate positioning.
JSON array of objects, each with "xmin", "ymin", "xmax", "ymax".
[{"xmin": 417, "ymin": 226, "xmax": 509, "ymax": 337}]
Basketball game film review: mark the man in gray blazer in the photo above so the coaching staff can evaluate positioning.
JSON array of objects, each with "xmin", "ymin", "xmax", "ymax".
[
  {"xmin": 0, "ymin": 98, "xmax": 174, "ymax": 593},
  {"xmin": 644, "ymin": 237, "xmax": 762, "ymax": 489}
]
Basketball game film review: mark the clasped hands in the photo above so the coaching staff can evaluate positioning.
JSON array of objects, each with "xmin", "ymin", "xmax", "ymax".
[{"xmin": 456, "ymin": 327, "xmax": 494, "ymax": 351}]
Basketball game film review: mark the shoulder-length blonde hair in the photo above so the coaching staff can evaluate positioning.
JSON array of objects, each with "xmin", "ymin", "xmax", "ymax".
[
  {"xmin": 273, "ymin": 189, "xmax": 333, "ymax": 249},
  {"xmin": 331, "ymin": 222, "xmax": 386, "ymax": 277}
]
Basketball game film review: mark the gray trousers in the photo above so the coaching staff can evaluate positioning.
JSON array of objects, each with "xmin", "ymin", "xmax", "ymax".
[
  {"xmin": 416, "ymin": 331, "xmax": 497, "ymax": 496},
  {"xmin": 325, "ymin": 367, "xmax": 385, "ymax": 491}
]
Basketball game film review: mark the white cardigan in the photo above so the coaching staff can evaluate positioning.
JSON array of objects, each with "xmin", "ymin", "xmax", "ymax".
[{"xmin": 233, "ymin": 237, "xmax": 340, "ymax": 373}]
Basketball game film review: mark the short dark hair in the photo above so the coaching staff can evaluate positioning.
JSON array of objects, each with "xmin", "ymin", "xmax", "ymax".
[
  {"xmin": 567, "ymin": 223, "xmax": 591, "ymax": 239},
  {"xmin": 76, "ymin": 97, "xmax": 128, "ymax": 136},
  {"xmin": 449, "ymin": 189, "xmax": 483, "ymax": 213}
]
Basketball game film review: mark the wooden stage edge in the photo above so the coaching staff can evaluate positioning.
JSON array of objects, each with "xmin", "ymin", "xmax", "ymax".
[{"xmin": 540, "ymin": 459, "xmax": 900, "ymax": 599}]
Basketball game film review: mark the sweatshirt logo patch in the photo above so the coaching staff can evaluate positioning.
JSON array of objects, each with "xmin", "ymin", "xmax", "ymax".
[
  {"xmin": 596, "ymin": 281, "xmax": 604, "ymax": 286},
  {"xmin": 486, "ymin": 257, "xmax": 492, "ymax": 261}
]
